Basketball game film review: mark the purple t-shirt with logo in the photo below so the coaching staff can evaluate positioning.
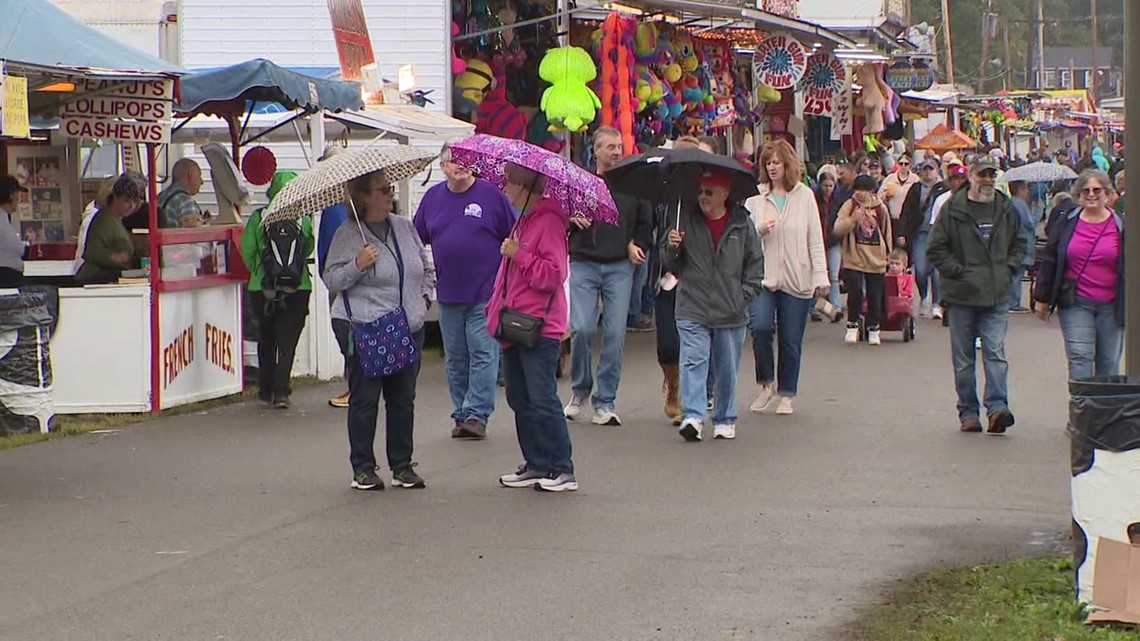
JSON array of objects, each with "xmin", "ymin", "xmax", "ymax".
[{"xmin": 414, "ymin": 178, "xmax": 516, "ymax": 304}]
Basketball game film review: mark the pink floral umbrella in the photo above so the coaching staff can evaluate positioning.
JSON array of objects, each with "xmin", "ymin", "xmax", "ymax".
[{"xmin": 447, "ymin": 134, "xmax": 619, "ymax": 226}]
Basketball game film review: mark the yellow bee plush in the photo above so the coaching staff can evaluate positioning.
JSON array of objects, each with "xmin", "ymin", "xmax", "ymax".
[{"xmin": 454, "ymin": 59, "xmax": 494, "ymax": 121}]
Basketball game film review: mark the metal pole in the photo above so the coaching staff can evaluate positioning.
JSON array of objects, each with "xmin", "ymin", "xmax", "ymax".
[
  {"xmin": 1091, "ymin": 0, "xmax": 1098, "ymax": 100},
  {"xmin": 1126, "ymin": 0, "xmax": 1140, "ymax": 373},
  {"xmin": 1003, "ymin": 18, "xmax": 1013, "ymax": 90},
  {"xmin": 941, "ymin": 0, "xmax": 955, "ymax": 85},
  {"xmin": 979, "ymin": 2, "xmax": 991, "ymax": 93},
  {"xmin": 1037, "ymin": 0, "xmax": 1046, "ymax": 87}
]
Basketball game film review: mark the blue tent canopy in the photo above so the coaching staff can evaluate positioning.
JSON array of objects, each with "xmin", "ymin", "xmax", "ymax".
[
  {"xmin": 177, "ymin": 59, "xmax": 363, "ymax": 116},
  {"xmin": 0, "ymin": 0, "xmax": 181, "ymax": 75}
]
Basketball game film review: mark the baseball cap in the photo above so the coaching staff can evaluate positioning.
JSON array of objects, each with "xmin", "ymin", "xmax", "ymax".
[
  {"xmin": 917, "ymin": 159, "xmax": 938, "ymax": 171},
  {"xmin": 0, "ymin": 175, "xmax": 28, "ymax": 202},
  {"xmin": 970, "ymin": 155, "xmax": 1000, "ymax": 174},
  {"xmin": 948, "ymin": 163, "xmax": 969, "ymax": 177},
  {"xmin": 866, "ymin": 157, "xmax": 881, "ymax": 169},
  {"xmin": 699, "ymin": 169, "xmax": 733, "ymax": 191}
]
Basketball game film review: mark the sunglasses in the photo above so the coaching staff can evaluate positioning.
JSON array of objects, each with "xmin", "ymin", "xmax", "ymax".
[
  {"xmin": 1082, "ymin": 187, "xmax": 1105, "ymax": 196},
  {"xmin": 698, "ymin": 187, "xmax": 718, "ymax": 197},
  {"xmin": 898, "ymin": 161, "xmax": 911, "ymax": 166}
]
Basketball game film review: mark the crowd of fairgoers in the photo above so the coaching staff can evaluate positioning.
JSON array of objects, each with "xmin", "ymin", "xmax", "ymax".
[{"xmin": 225, "ymin": 130, "xmax": 1124, "ymax": 495}]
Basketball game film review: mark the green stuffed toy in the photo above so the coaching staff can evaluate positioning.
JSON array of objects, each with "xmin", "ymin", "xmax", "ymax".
[{"xmin": 539, "ymin": 46, "xmax": 601, "ymax": 133}]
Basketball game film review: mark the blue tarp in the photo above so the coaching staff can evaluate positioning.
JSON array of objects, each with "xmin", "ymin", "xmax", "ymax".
[
  {"xmin": 0, "ymin": 0, "xmax": 181, "ymax": 74},
  {"xmin": 177, "ymin": 59, "xmax": 363, "ymax": 115}
]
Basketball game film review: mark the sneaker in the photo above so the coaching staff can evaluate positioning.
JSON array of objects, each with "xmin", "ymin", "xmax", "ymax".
[
  {"xmin": 351, "ymin": 467, "xmax": 384, "ymax": 491},
  {"xmin": 750, "ymin": 383, "xmax": 776, "ymax": 413},
  {"xmin": 499, "ymin": 464, "xmax": 545, "ymax": 488},
  {"xmin": 450, "ymin": 419, "xmax": 464, "ymax": 438},
  {"xmin": 707, "ymin": 397, "xmax": 715, "ymax": 412},
  {"xmin": 1010, "ymin": 306, "xmax": 1031, "ymax": 314},
  {"xmin": 328, "ymin": 391, "xmax": 350, "ymax": 408},
  {"xmin": 592, "ymin": 408, "xmax": 621, "ymax": 426},
  {"xmin": 713, "ymin": 424, "xmax": 736, "ymax": 440},
  {"xmin": 455, "ymin": 418, "xmax": 487, "ymax": 440},
  {"xmin": 258, "ymin": 389, "xmax": 273, "ymax": 404},
  {"xmin": 918, "ymin": 300, "xmax": 931, "ymax": 318},
  {"xmin": 986, "ymin": 409, "xmax": 1015, "ymax": 434},
  {"xmin": 392, "ymin": 463, "xmax": 426, "ymax": 489},
  {"xmin": 844, "ymin": 325, "xmax": 859, "ymax": 344},
  {"xmin": 627, "ymin": 316, "xmax": 655, "ymax": 332},
  {"xmin": 776, "ymin": 396, "xmax": 794, "ymax": 415},
  {"xmin": 868, "ymin": 329, "xmax": 881, "ymax": 346},
  {"xmin": 932, "ymin": 305, "xmax": 944, "ymax": 320},
  {"xmin": 563, "ymin": 395, "xmax": 586, "ymax": 420},
  {"xmin": 975, "ymin": 337, "xmax": 982, "ymax": 350},
  {"xmin": 679, "ymin": 417, "xmax": 703, "ymax": 442},
  {"xmin": 831, "ymin": 310, "xmax": 845, "ymax": 324},
  {"xmin": 810, "ymin": 311, "xmax": 823, "ymax": 322},
  {"xmin": 273, "ymin": 395, "xmax": 291, "ymax": 409},
  {"xmin": 535, "ymin": 471, "xmax": 579, "ymax": 492},
  {"xmin": 959, "ymin": 416, "xmax": 983, "ymax": 433}
]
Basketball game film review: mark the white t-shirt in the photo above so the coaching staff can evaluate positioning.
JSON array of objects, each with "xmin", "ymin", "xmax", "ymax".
[
  {"xmin": 0, "ymin": 206, "xmax": 25, "ymax": 272},
  {"xmin": 930, "ymin": 190, "xmax": 954, "ymax": 227},
  {"xmin": 72, "ymin": 201, "xmax": 100, "ymax": 275}
]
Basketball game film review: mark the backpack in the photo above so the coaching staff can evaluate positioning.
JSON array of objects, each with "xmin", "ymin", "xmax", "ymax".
[{"xmin": 261, "ymin": 218, "xmax": 305, "ymax": 299}]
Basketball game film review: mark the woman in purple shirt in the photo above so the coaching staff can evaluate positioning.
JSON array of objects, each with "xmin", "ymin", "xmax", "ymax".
[{"xmin": 1032, "ymin": 169, "xmax": 1125, "ymax": 380}]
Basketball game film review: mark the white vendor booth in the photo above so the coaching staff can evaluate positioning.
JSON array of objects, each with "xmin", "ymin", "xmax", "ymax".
[{"xmin": 172, "ymin": 104, "xmax": 476, "ymax": 382}]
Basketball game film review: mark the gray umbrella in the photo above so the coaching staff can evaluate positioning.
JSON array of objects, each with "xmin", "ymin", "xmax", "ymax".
[{"xmin": 998, "ymin": 161, "xmax": 1078, "ymax": 184}]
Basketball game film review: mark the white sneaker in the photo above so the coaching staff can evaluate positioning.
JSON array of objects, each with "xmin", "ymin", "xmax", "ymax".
[
  {"xmin": 868, "ymin": 329, "xmax": 881, "ymax": 346},
  {"xmin": 563, "ymin": 396, "xmax": 585, "ymax": 420},
  {"xmin": 592, "ymin": 408, "xmax": 621, "ymax": 426},
  {"xmin": 679, "ymin": 417, "xmax": 703, "ymax": 442},
  {"xmin": 844, "ymin": 326, "xmax": 859, "ymax": 344},
  {"xmin": 932, "ymin": 305, "xmax": 944, "ymax": 320},
  {"xmin": 776, "ymin": 396, "xmax": 795, "ymax": 415},
  {"xmin": 918, "ymin": 299, "xmax": 931, "ymax": 318},
  {"xmin": 713, "ymin": 424, "xmax": 736, "ymax": 440},
  {"xmin": 975, "ymin": 337, "xmax": 982, "ymax": 350},
  {"xmin": 536, "ymin": 472, "xmax": 579, "ymax": 493},
  {"xmin": 750, "ymin": 383, "xmax": 776, "ymax": 413}
]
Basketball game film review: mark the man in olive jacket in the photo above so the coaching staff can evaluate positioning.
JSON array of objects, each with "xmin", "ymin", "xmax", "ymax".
[{"xmin": 927, "ymin": 156, "xmax": 1027, "ymax": 435}]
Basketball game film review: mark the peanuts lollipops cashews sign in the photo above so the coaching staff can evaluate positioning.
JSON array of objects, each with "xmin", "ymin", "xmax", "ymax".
[
  {"xmin": 61, "ymin": 78, "xmax": 175, "ymax": 144},
  {"xmin": 752, "ymin": 33, "xmax": 808, "ymax": 90}
]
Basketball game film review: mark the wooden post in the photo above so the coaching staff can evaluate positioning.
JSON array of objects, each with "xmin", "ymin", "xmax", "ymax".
[
  {"xmin": 941, "ymin": 0, "xmax": 955, "ymax": 85},
  {"xmin": 979, "ymin": 3, "xmax": 991, "ymax": 93},
  {"xmin": 1003, "ymin": 17, "xmax": 1013, "ymax": 90},
  {"xmin": 1037, "ymin": 0, "xmax": 1046, "ymax": 87},
  {"xmin": 1091, "ymin": 0, "xmax": 1099, "ymax": 99},
  {"xmin": 1070, "ymin": 57, "xmax": 1076, "ymax": 90}
]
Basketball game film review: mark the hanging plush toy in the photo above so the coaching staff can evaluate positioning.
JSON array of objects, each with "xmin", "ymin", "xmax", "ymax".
[
  {"xmin": 875, "ymin": 62, "xmax": 899, "ymax": 126},
  {"xmin": 451, "ymin": 23, "xmax": 467, "ymax": 75},
  {"xmin": 595, "ymin": 13, "xmax": 638, "ymax": 153},
  {"xmin": 539, "ymin": 46, "xmax": 601, "ymax": 133},
  {"xmin": 476, "ymin": 61, "xmax": 529, "ymax": 140},
  {"xmin": 454, "ymin": 59, "xmax": 494, "ymax": 122},
  {"xmin": 854, "ymin": 63, "xmax": 886, "ymax": 151},
  {"xmin": 493, "ymin": 0, "xmax": 526, "ymax": 68},
  {"xmin": 671, "ymin": 31, "xmax": 699, "ymax": 73}
]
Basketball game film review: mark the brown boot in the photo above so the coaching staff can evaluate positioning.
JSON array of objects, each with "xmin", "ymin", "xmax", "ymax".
[{"xmin": 662, "ymin": 363, "xmax": 682, "ymax": 426}]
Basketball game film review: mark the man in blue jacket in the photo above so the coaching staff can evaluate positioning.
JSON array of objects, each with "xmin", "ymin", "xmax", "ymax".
[{"xmin": 316, "ymin": 146, "xmax": 352, "ymax": 407}]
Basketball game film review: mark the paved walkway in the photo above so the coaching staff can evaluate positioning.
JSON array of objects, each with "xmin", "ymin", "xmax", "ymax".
[{"xmin": 0, "ymin": 315, "xmax": 1073, "ymax": 640}]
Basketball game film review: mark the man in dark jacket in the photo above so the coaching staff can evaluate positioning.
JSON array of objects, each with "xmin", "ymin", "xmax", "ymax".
[
  {"xmin": 927, "ymin": 156, "xmax": 1027, "ymax": 435},
  {"xmin": 564, "ymin": 127, "xmax": 654, "ymax": 426},
  {"xmin": 897, "ymin": 158, "xmax": 949, "ymax": 316}
]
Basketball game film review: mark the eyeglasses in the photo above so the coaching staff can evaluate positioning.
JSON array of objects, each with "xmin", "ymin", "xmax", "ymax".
[
  {"xmin": 1082, "ymin": 187, "xmax": 1104, "ymax": 196},
  {"xmin": 897, "ymin": 161, "xmax": 911, "ymax": 167},
  {"xmin": 698, "ymin": 188, "xmax": 716, "ymax": 197},
  {"xmin": 372, "ymin": 185, "xmax": 394, "ymax": 195}
]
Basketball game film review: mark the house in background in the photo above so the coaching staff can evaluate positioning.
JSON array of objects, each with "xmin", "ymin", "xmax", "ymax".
[{"xmin": 1034, "ymin": 46, "xmax": 1120, "ymax": 98}]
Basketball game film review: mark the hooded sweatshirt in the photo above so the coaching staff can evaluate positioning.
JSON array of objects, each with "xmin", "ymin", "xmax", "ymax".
[
  {"xmin": 485, "ymin": 198, "xmax": 569, "ymax": 343},
  {"xmin": 833, "ymin": 191, "xmax": 893, "ymax": 274},
  {"xmin": 241, "ymin": 171, "xmax": 314, "ymax": 292}
]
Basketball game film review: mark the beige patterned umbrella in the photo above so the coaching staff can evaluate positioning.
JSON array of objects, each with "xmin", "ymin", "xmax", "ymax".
[{"xmin": 261, "ymin": 145, "xmax": 438, "ymax": 224}]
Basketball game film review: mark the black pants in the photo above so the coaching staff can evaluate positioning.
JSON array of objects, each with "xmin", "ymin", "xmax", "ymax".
[
  {"xmin": 251, "ymin": 290, "xmax": 311, "ymax": 398},
  {"xmin": 654, "ymin": 286, "xmax": 680, "ymax": 365},
  {"xmin": 0, "ymin": 267, "xmax": 22, "ymax": 288},
  {"xmin": 336, "ymin": 318, "xmax": 424, "ymax": 473},
  {"xmin": 844, "ymin": 271, "xmax": 885, "ymax": 329}
]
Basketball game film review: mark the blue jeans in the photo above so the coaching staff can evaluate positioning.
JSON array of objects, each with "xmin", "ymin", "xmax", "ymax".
[
  {"xmin": 503, "ymin": 338, "xmax": 573, "ymax": 474},
  {"xmin": 570, "ymin": 260, "xmax": 634, "ymax": 409},
  {"xmin": 628, "ymin": 258, "xmax": 650, "ymax": 323},
  {"xmin": 913, "ymin": 231, "xmax": 940, "ymax": 304},
  {"xmin": 826, "ymin": 244, "xmax": 843, "ymax": 310},
  {"xmin": 1058, "ymin": 297, "xmax": 1124, "ymax": 380},
  {"xmin": 1009, "ymin": 267, "xmax": 1028, "ymax": 308},
  {"xmin": 677, "ymin": 321, "xmax": 746, "ymax": 425},
  {"xmin": 749, "ymin": 289, "xmax": 813, "ymax": 397},
  {"xmin": 437, "ymin": 302, "xmax": 499, "ymax": 424},
  {"xmin": 947, "ymin": 303, "xmax": 1011, "ymax": 421}
]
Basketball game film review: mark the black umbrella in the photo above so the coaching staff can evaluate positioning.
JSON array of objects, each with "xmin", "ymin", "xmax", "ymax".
[{"xmin": 604, "ymin": 147, "xmax": 758, "ymax": 204}]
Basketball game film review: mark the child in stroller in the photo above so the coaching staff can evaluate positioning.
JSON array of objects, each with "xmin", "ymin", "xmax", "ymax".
[{"xmin": 857, "ymin": 249, "xmax": 917, "ymax": 342}]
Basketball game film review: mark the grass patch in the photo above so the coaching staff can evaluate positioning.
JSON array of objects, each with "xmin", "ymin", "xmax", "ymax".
[
  {"xmin": 848, "ymin": 556, "xmax": 1138, "ymax": 641},
  {"xmin": 0, "ymin": 375, "xmax": 327, "ymax": 451}
]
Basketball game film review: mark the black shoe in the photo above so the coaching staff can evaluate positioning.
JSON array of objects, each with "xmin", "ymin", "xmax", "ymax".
[
  {"xmin": 959, "ymin": 416, "xmax": 983, "ymax": 433},
  {"xmin": 351, "ymin": 467, "xmax": 384, "ymax": 491},
  {"xmin": 987, "ymin": 409, "xmax": 1015, "ymax": 434},
  {"xmin": 455, "ymin": 418, "xmax": 487, "ymax": 440},
  {"xmin": 273, "ymin": 395, "xmax": 291, "ymax": 409},
  {"xmin": 810, "ymin": 311, "xmax": 823, "ymax": 322},
  {"xmin": 392, "ymin": 463, "xmax": 426, "ymax": 489},
  {"xmin": 831, "ymin": 311, "xmax": 845, "ymax": 324},
  {"xmin": 258, "ymin": 389, "xmax": 273, "ymax": 404},
  {"xmin": 451, "ymin": 420, "xmax": 464, "ymax": 438}
]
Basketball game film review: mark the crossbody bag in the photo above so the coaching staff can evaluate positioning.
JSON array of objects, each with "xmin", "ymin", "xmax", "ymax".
[
  {"xmin": 495, "ymin": 224, "xmax": 556, "ymax": 349},
  {"xmin": 344, "ymin": 228, "xmax": 419, "ymax": 378}
]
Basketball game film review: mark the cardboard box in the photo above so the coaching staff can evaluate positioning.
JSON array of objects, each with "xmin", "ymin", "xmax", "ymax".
[{"xmin": 1089, "ymin": 537, "xmax": 1140, "ymax": 625}]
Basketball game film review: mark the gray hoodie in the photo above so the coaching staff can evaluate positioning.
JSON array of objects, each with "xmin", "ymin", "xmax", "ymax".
[
  {"xmin": 661, "ymin": 205, "xmax": 764, "ymax": 329},
  {"xmin": 324, "ymin": 214, "xmax": 436, "ymax": 331}
]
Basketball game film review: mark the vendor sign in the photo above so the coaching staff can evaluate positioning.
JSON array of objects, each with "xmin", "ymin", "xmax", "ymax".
[
  {"xmin": 159, "ymin": 286, "xmax": 242, "ymax": 410},
  {"xmin": 752, "ymin": 33, "xmax": 808, "ymax": 90},
  {"xmin": 326, "ymin": 0, "xmax": 376, "ymax": 83},
  {"xmin": 799, "ymin": 51, "xmax": 845, "ymax": 117},
  {"xmin": 60, "ymin": 78, "xmax": 174, "ymax": 144},
  {"xmin": 830, "ymin": 70, "xmax": 853, "ymax": 141},
  {"xmin": 1, "ymin": 66, "xmax": 31, "ymax": 139}
]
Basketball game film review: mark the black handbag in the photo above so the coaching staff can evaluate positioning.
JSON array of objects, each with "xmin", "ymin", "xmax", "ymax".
[
  {"xmin": 1059, "ymin": 216, "xmax": 1109, "ymax": 308},
  {"xmin": 494, "ymin": 257, "xmax": 556, "ymax": 349}
]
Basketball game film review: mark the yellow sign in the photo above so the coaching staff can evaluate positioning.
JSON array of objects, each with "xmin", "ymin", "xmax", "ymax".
[{"xmin": 3, "ymin": 74, "xmax": 30, "ymax": 138}]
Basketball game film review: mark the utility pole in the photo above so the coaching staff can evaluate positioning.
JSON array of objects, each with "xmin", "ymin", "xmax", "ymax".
[
  {"xmin": 941, "ymin": 0, "xmax": 955, "ymax": 85},
  {"xmin": 1091, "ymin": 0, "xmax": 1098, "ymax": 100},
  {"xmin": 1125, "ymin": 0, "xmax": 1140, "ymax": 373},
  {"xmin": 1003, "ymin": 18, "xmax": 1013, "ymax": 90},
  {"xmin": 1037, "ymin": 0, "xmax": 1046, "ymax": 87},
  {"xmin": 979, "ymin": 1, "xmax": 991, "ymax": 93}
]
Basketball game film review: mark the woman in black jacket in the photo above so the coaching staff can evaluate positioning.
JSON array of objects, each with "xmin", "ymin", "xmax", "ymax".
[
  {"xmin": 1032, "ymin": 170, "xmax": 1125, "ymax": 380},
  {"xmin": 813, "ymin": 170, "xmax": 844, "ymax": 320}
]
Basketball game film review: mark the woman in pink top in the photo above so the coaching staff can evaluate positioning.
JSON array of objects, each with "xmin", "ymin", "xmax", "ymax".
[
  {"xmin": 1032, "ymin": 170, "xmax": 1125, "ymax": 380},
  {"xmin": 486, "ymin": 163, "xmax": 576, "ymax": 492}
]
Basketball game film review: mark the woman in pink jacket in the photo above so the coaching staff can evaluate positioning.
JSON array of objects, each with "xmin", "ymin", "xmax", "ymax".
[{"xmin": 486, "ymin": 163, "xmax": 576, "ymax": 492}]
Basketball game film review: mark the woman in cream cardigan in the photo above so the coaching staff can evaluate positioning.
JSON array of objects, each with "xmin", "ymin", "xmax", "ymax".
[{"xmin": 744, "ymin": 140, "xmax": 830, "ymax": 416}]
